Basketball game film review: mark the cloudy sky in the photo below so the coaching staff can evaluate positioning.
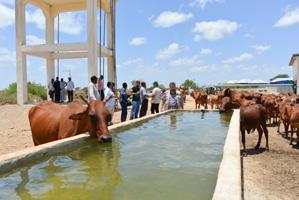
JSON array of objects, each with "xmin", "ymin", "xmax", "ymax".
[{"xmin": 0, "ymin": 0, "xmax": 298, "ymax": 89}]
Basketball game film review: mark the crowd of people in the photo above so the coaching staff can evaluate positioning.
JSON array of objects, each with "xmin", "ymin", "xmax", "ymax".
[
  {"xmin": 48, "ymin": 75, "xmax": 186, "ymax": 124},
  {"xmin": 48, "ymin": 77, "xmax": 75, "ymax": 103},
  {"xmin": 87, "ymin": 76, "xmax": 185, "ymax": 124}
]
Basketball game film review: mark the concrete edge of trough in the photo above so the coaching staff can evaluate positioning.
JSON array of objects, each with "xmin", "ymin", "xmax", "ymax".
[
  {"xmin": 212, "ymin": 109, "xmax": 241, "ymax": 200},
  {"xmin": 0, "ymin": 109, "xmax": 177, "ymax": 175}
]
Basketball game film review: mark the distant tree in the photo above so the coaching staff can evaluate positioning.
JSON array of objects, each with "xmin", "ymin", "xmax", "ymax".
[
  {"xmin": 181, "ymin": 79, "xmax": 199, "ymax": 91},
  {"xmin": 270, "ymin": 74, "xmax": 290, "ymax": 81}
]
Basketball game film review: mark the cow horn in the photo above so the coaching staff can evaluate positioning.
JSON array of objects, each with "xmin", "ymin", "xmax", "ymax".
[{"xmin": 80, "ymin": 95, "xmax": 89, "ymax": 105}]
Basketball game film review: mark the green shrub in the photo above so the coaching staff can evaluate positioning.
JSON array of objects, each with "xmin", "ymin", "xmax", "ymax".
[{"xmin": 0, "ymin": 82, "xmax": 47, "ymax": 105}]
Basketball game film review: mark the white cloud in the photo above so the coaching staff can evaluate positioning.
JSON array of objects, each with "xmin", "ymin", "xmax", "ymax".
[
  {"xmin": 0, "ymin": 4, "xmax": 14, "ymax": 28},
  {"xmin": 122, "ymin": 58, "xmax": 144, "ymax": 66},
  {"xmin": 26, "ymin": 35, "xmax": 45, "ymax": 45},
  {"xmin": 193, "ymin": 34, "xmax": 202, "ymax": 42},
  {"xmin": 189, "ymin": 0, "xmax": 224, "ymax": 9},
  {"xmin": 169, "ymin": 56, "xmax": 202, "ymax": 67},
  {"xmin": 0, "ymin": 48, "xmax": 15, "ymax": 68},
  {"xmin": 27, "ymin": 9, "xmax": 83, "ymax": 35},
  {"xmin": 191, "ymin": 65, "xmax": 209, "ymax": 72},
  {"xmin": 129, "ymin": 37, "xmax": 147, "ymax": 46},
  {"xmin": 200, "ymin": 48, "xmax": 213, "ymax": 55},
  {"xmin": 193, "ymin": 20, "xmax": 241, "ymax": 41},
  {"xmin": 156, "ymin": 43, "xmax": 181, "ymax": 60},
  {"xmin": 222, "ymin": 53, "xmax": 253, "ymax": 64},
  {"xmin": 275, "ymin": 8, "xmax": 299, "ymax": 27},
  {"xmin": 252, "ymin": 45, "xmax": 271, "ymax": 54},
  {"xmin": 244, "ymin": 33, "xmax": 254, "ymax": 38},
  {"xmin": 0, "ymin": 0, "xmax": 14, "ymax": 6},
  {"xmin": 153, "ymin": 11, "xmax": 193, "ymax": 28}
]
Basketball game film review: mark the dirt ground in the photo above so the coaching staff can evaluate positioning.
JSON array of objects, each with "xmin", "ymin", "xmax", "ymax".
[
  {"xmin": 0, "ymin": 96, "xmax": 298, "ymax": 199},
  {"xmin": 243, "ymin": 126, "xmax": 299, "ymax": 200}
]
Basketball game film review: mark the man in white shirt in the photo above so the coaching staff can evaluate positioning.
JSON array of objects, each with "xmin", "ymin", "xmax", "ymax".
[
  {"xmin": 139, "ymin": 82, "xmax": 148, "ymax": 117},
  {"xmin": 67, "ymin": 77, "xmax": 75, "ymax": 103},
  {"xmin": 88, "ymin": 76, "xmax": 101, "ymax": 102},
  {"xmin": 150, "ymin": 81, "xmax": 162, "ymax": 114},
  {"xmin": 104, "ymin": 82, "xmax": 115, "ymax": 124},
  {"xmin": 48, "ymin": 78, "xmax": 55, "ymax": 102}
]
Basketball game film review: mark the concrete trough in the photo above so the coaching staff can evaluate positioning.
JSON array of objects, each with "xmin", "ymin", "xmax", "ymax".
[{"xmin": 0, "ymin": 109, "xmax": 241, "ymax": 199}]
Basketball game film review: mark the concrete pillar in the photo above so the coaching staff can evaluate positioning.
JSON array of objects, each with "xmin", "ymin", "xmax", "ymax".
[
  {"xmin": 15, "ymin": 0, "xmax": 27, "ymax": 105},
  {"xmin": 87, "ymin": 0, "xmax": 98, "ymax": 81},
  {"xmin": 107, "ymin": 7, "xmax": 116, "ymax": 83},
  {"xmin": 45, "ymin": 14, "xmax": 55, "ymax": 100}
]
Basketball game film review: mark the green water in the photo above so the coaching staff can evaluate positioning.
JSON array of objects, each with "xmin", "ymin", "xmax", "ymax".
[{"xmin": 0, "ymin": 112, "xmax": 231, "ymax": 200}]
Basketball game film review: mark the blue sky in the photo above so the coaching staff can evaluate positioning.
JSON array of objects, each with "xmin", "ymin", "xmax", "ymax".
[{"xmin": 0, "ymin": 0, "xmax": 299, "ymax": 89}]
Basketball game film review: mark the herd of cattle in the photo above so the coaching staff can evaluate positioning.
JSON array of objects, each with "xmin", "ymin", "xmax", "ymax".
[
  {"xmin": 28, "ymin": 89, "xmax": 299, "ymax": 155},
  {"xmin": 191, "ymin": 89, "xmax": 299, "ymax": 154}
]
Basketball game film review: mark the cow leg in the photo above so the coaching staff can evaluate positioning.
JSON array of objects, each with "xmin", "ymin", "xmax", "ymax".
[
  {"xmin": 255, "ymin": 126, "xmax": 263, "ymax": 149},
  {"xmin": 296, "ymin": 129, "xmax": 299, "ymax": 145},
  {"xmin": 290, "ymin": 127, "xmax": 294, "ymax": 145},
  {"xmin": 277, "ymin": 118, "xmax": 281, "ymax": 133},
  {"xmin": 284, "ymin": 123, "xmax": 289, "ymax": 138},
  {"xmin": 262, "ymin": 123, "xmax": 269, "ymax": 150},
  {"xmin": 241, "ymin": 129, "xmax": 247, "ymax": 156}
]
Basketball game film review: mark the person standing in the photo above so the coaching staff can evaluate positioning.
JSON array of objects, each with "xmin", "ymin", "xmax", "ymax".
[
  {"xmin": 139, "ymin": 82, "xmax": 148, "ymax": 118},
  {"xmin": 54, "ymin": 77, "xmax": 61, "ymax": 103},
  {"xmin": 88, "ymin": 76, "xmax": 100, "ymax": 102},
  {"xmin": 150, "ymin": 81, "xmax": 161, "ymax": 114},
  {"xmin": 161, "ymin": 82, "xmax": 183, "ymax": 110},
  {"xmin": 120, "ymin": 82, "xmax": 129, "ymax": 122},
  {"xmin": 98, "ymin": 75, "xmax": 105, "ymax": 101},
  {"xmin": 104, "ymin": 82, "xmax": 115, "ymax": 125},
  {"xmin": 48, "ymin": 78, "xmax": 55, "ymax": 102},
  {"xmin": 60, "ymin": 78, "xmax": 67, "ymax": 103},
  {"xmin": 67, "ymin": 77, "xmax": 75, "ymax": 103},
  {"xmin": 130, "ymin": 81, "xmax": 141, "ymax": 120}
]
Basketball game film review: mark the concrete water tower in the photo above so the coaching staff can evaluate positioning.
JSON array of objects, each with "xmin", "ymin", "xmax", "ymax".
[{"xmin": 15, "ymin": 0, "xmax": 116, "ymax": 105}]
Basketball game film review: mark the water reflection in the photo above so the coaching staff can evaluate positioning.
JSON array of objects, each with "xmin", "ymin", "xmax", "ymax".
[
  {"xmin": 11, "ymin": 141, "xmax": 122, "ymax": 200},
  {"xmin": 219, "ymin": 111, "xmax": 232, "ymax": 126},
  {"xmin": 169, "ymin": 114, "xmax": 177, "ymax": 127}
]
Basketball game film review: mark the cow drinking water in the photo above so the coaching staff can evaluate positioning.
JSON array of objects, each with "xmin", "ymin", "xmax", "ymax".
[{"xmin": 29, "ymin": 98, "xmax": 112, "ymax": 146}]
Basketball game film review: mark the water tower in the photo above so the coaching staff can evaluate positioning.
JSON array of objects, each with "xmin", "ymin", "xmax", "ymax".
[{"xmin": 15, "ymin": 0, "xmax": 116, "ymax": 105}]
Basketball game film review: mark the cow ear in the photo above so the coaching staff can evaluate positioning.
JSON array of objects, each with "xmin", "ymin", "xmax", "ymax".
[{"xmin": 69, "ymin": 111, "xmax": 88, "ymax": 120}]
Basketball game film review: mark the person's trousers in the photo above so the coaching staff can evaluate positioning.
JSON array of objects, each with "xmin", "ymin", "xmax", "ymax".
[
  {"xmin": 55, "ymin": 91, "xmax": 60, "ymax": 103},
  {"xmin": 68, "ymin": 90, "xmax": 74, "ymax": 102},
  {"xmin": 120, "ymin": 103, "xmax": 128, "ymax": 122},
  {"xmin": 130, "ymin": 101, "xmax": 140, "ymax": 120},
  {"xmin": 99, "ymin": 90, "xmax": 104, "ymax": 101},
  {"xmin": 151, "ymin": 103, "xmax": 159, "ymax": 114},
  {"xmin": 60, "ymin": 90, "xmax": 65, "ymax": 102},
  {"xmin": 139, "ymin": 99, "xmax": 148, "ymax": 118}
]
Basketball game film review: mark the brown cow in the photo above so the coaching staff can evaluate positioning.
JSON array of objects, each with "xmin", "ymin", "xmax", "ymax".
[
  {"xmin": 240, "ymin": 104, "xmax": 269, "ymax": 154},
  {"xmin": 190, "ymin": 91, "xmax": 208, "ymax": 109},
  {"xmin": 208, "ymin": 94, "xmax": 223, "ymax": 109},
  {"xmin": 29, "ymin": 99, "xmax": 112, "ymax": 146},
  {"xmin": 219, "ymin": 96, "xmax": 255, "ymax": 112},
  {"xmin": 290, "ymin": 110, "xmax": 299, "ymax": 145}
]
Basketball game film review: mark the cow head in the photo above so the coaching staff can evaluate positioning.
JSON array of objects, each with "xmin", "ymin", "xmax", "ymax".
[
  {"xmin": 69, "ymin": 97, "xmax": 112, "ymax": 143},
  {"xmin": 219, "ymin": 97, "xmax": 240, "ymax": 113}
]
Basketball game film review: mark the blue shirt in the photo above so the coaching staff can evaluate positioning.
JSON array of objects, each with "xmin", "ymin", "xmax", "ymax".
[{"xmin": 120, "ymin": 88, "xmax": 128, "ymax": 105}]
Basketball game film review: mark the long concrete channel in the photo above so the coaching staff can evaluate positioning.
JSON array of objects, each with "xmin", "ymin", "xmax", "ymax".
[{"xmin": 0, "ymin": 109, "xmax": 241, "ymax": 200}]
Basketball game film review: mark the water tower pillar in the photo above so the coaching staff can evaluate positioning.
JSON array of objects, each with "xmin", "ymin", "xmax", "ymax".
[
  {"xmin": 87, "ymin": 0, "xmax": 98, "ymax": 80},
  {"xmin": 15, "ymin": 0, "xmax": 27, "ymax": 105}
]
